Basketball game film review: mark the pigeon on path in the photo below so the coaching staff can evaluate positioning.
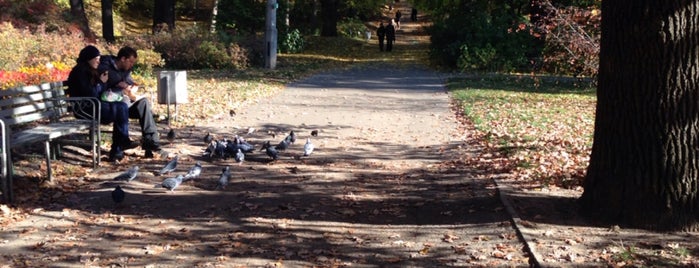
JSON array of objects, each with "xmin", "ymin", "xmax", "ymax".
[
  {"xmin": 167, "ymin": 128, "xmax": 176, "ymax": 142},
  {"xmin": 184, "ymin": 161, "xmax": 202, "ymax": 181},
  {"xmin": 216, "ymin": 166, "xmax": 231, "ymax": 190},
  {"xmin": 261, "ymin": 141, "xmax": 279, "ymax": 160},
  {"xmin": 113, "ymin": 166, "xmax": 139, "ymax": 182},
  {"xmin": 203, "ymin": 132, "xmax": 213, "ymax": 144},
  {"xmin": 284, "ymin": 130, "xmax": 296, "ymax": 144},
  {"xmin": 159, "ymin": 155, "xmax": 179, "ymax": 175},
  {"xmin": 276, "ymin": 139, "xmax": 290, "ymax": 151},
  {"xmin": 112, "ymin": 185, "xmax": 125, "ymax": 204},
  {"xmin": 234, "ymin": 149, "xmax": 245, "ymax": 164},
  {"xmin": 159, "ymin": 174, "xmax": 184, "ymax": 192},
  {"xmin": 303, "ymin": 138, "xmax": 315, "ymax": 156}
]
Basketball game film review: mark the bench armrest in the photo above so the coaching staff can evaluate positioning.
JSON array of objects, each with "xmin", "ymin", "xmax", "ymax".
[{"xmin": 59, "ymin": 97, "xmax": 101, "ymax": 123}]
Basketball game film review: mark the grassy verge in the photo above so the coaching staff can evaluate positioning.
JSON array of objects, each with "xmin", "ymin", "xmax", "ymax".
[{"xmin": 449, "ymin": 74, "xmax": 596, "ymax": 189}]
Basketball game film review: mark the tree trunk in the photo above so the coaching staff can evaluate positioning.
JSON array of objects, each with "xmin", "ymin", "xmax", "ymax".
[
  {"xmin": 101, "ymin": 0, "xmax": 115, "ymax": 42},
  {"xmin": 320, "ymin": 0, "xmax": 338, "ymax": 36},
  {"xmin": 153, "ymin": 0, "xmax": 176, "ymax": 33},
  {"xmin": 581, "ymin": 1, "xmax": 699, "ymax": 231},
  {"xmin": 210, "ymin": 0, "xmax": 219, "ymax": 33},
  {"xmin": 69, "ymin": 0, "xmax": 96, "ymax": 41}
]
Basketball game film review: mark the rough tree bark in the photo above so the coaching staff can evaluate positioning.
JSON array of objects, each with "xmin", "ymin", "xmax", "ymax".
[
  {"xmin": 320, "ymin": 0, "xmax": 338, "ymax": 36},
  {"xmin": 153, "ymin": 0, "xmax": 176, "ymax": 33},
  {"xmin": 581, "ymin": 1, "xmax": 699, "ymax": 231},
  {"xmin": 101, "ymin": 0, "xmax": 115, "ymax": 42},
  {"xmin": 69, "ymin": 0, "xmax": 96, "ymax": 41}
]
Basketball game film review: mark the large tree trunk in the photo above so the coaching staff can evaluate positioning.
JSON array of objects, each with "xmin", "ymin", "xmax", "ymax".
[
  {"xmin": 153, "ymin": 0, "xmax": 176, "ymax": 33},
  {"xmin": 101, "ymin": 0, "xmax": 115, "ymax": 42},
  {"xmin": 580, "ymin": 1, "xmax": 699, "ymax": 231},
  {"xmin": 69, "ymin": 0, "xmax": 96, "ymax": 41},
  {"xmin": 320, "ymin": 0, "xmax": 338, "ymax": 36}
]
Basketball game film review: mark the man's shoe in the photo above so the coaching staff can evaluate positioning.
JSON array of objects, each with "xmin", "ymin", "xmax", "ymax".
[
  {"xmin": 109, "ymin": 150, "xmax": 125, "ymax": 162},
  {"xmin": 144, "ymin": 150, "xmax": 154, "ymax": 158},
  {"xmin": 143, "ymin": 139, "xmax": 161, "ymax": 151},
  {"xmin": 123, "ymin": 140, "xmax": 139, "ymax": 150}
]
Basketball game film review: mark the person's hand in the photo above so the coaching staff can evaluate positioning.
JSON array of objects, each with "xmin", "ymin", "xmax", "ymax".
[{"xmin": 100, "ymin": 71, "xmax": 108, "ymax": 83}]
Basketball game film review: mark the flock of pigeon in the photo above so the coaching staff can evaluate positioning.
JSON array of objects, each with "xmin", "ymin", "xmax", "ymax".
[{"xmin": 110, "ymin": 130, "xmax": 316, "ymax": 205}]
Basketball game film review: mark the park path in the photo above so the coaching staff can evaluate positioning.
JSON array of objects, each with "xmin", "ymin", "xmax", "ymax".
[
  {"xmin": 0, "ymin": 2, "xmax": 533, "ymax": 267},
  {"xmin": 0, "ymin": 65, "xmax": 531, "ymax": 267}
]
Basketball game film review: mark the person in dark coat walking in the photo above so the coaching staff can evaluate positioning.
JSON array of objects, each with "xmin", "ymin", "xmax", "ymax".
[
  {"xmin": 377, "ymin": 22, "xmax": 386, "ymax": 51},
  {"xmin": 411, "ymin": 8, "xmax": 418, "ymax": 22},
  {"xmin": 394, "ymin": 10, "xmax": 402, "ymax": 29},
  {"xmin": 385, "ymin": 20, "xmax": 396, "ymax": 52}
]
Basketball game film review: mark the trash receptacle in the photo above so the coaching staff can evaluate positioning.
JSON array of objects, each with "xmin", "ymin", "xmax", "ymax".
[{"xmin": 158, "ymin": 71, "xmax": 188, "ymax": 104}]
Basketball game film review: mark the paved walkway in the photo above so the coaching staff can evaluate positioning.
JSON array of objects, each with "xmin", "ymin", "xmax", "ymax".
[{"xmin": 1, "ymin": 64, "xmax": 532, "ymax": 267}]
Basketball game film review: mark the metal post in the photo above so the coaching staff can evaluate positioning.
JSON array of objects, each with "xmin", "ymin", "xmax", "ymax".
[{"xmin": 265, "ymin": 0, "xmax": 278, "ymax": 69}]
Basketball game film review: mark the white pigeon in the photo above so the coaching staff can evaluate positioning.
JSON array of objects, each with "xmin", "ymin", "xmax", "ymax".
[{"xmin": 303, "ymin": 138, "xmax": 315, "ymax": 156}]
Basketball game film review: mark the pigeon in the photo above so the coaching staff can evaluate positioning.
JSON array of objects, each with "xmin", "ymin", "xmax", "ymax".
[
  {"xmin": 303, "ymin": 138, "xmax": 314, "ymax": 156},
  {"xmin": 235, "ymin": 136, "xmax": 255, "ymax": 153},
  {"xmin": 311, "ymin": 130, "xmax": 319, "ymax": 137},
  {"xmin": 159, "ymin": 155, "xmax": 179, "ymax": 175},
  {"xmin": 284, "ymin": 130, "xmax": 296, "ymax": 144},
  {"xmin": 215, "ymin": 139, "xmax": 228, "ymax": 158},
  {"xmin": 167, "ymin": 128, "xmax": 176, "ymax": 142},
  {"xmin": 216, "ymin": 166, "xmax": 231, "ymax": 190},
  {"xmin": 183, "ymin": 161, "xmax": 202, "ymax": 181},
  {"xmin": 113, "ymin": 166, "xmax": 139, "ymax": 182},
  {"xmin": 264, "ymin": 143, "xmax": 279, "ymax": 160},
  {"xmin": 203, "ymin": 132, "xmax": 213, "ymax": 144},
  {"xmin": 159, "ymin": 174, "xmax": 184, "ymax": 192},
  {"xmin": 204, "ymin": 140, "xmax": 217, "ymax": 158},
  {"xmin": 234, "ymin": 148, "xmax": 245, "ymax": 164},
  {"xmin": 276, "ymin": 139, "xmax": 290, "ymax": 151},
  {"xmin": 111, "ymin": 185, "xmax": 125, "ymax": 204}
]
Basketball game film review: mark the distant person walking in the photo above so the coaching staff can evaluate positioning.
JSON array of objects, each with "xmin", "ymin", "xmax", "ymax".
[
  {"xmin": 386, "ymin": 20, "xmax": 396, "ymax": 52},
  {"xmin": 377, "ymin": 22, "xmax": 386, "ymax": 52},
  {"xmin": 411, "ymin": 8, "xmax": 418, "ymax": 22},
  {"xmin": 395, "ymin": 10, "xmax": 402, "ymax": 29}
]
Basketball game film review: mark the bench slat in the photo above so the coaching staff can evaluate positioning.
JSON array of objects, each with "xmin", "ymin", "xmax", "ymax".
[{"xmin": 10, "ymin": 121, "xmax": 92, "ymax": 147}]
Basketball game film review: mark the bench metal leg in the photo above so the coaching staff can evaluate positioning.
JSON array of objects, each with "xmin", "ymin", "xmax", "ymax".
[{"xmin": 44, "ymin": 141, "xmax": 52, "ymax": 182}]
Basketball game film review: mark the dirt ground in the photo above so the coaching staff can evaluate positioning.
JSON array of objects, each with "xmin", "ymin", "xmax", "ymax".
[{"xmin": 2, "ymin": 63, "xmax": 531, "ymax": 267}]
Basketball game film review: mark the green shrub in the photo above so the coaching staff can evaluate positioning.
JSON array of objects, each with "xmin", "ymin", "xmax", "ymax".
[
  {"xmin": 429, "ymin": 1, "xmax": 535, "ymax": 72},
  {"xmin": 337, "ymin": 18, "xmax": 368, "ymax": 39},
  {"xmin": 279, "ymin": 28, "xmax": 305, "ymax": 53}
]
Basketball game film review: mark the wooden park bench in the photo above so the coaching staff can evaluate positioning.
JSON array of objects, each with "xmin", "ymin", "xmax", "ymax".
[{"xmin": 0, "ymin": 81, "xmax": 101, "ymax": 203}]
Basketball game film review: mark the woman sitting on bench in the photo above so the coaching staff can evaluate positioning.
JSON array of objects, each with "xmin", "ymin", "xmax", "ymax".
[{"xmin": 66, "ymin": 45, "xmax": 133, "ymax": 162}]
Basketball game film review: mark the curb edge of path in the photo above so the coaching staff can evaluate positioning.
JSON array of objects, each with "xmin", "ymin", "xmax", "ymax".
[{"xmin": 493, "ymin": 176, "xmax": 543, "ymax": 268}]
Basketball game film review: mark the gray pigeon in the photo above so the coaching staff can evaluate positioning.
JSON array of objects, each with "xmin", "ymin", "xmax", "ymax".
[
  {"xmin": 284, "ymin": 130, "xmax": 296, "ymax": 144},
  {"xmin": 112, "ymin": 185, "xmax": 125, "ymax": 204},
  {"xmin": 234, "ymin": 148, "xmax": 245, "ymax": 164},
  {"xmin": 276, "ymin": 139, "xmax": 290, "ymax": 151},
  {"xmin": 159, "ymin": 155, "xmax": 179, "ymax": 175},
  {"xmin": 159, "ymin": 174, "xmax": 184, "ymax": 192},
  {"xmin": 203, "ymin": 132, "xmax": 213, "ymax": 144},
  {"xmin": 216, "ymin": 166, "xmax": 231, "ymax": 190},
  {"xmin": 184, "ymin": 161, "xmax": 202, "ymax": 181},
  {"xmin": 114, "ymin": 166, "xmax": 139, "ymax": 182},
  {"xmin": 204, "ymin": 140, "xmax": 217, "ymax": 158},
  {"xmin": 261, "ymin": 141, "xmax": 279, "ymax": 160},
  {"xmin": 237, "ymin": 138, "xmax": 255, "ymax": 153},
  {"xmin": 215, "ymin": 139, "xmax": 227, "ymax": 158},
  {"xmin": 303, "ymin": 138, "xmax": 314, "ymax": 156}
]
